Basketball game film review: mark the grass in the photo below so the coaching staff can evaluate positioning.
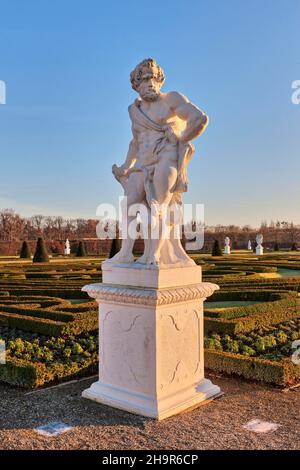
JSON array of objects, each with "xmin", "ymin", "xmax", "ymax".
[{"xmin": 205, "ymin": 300, "xmax": 261, "ymax": 310}]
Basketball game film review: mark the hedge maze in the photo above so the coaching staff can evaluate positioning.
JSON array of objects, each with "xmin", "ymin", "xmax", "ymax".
[
  {"xmin": 0, "ymin": 254, "xmax": 299, "ymax": 389},
  {"xmin": 200, "ymin": 255, "xmax": 300, "ymax": 386},
  {"xmin": 0, "ymin": 262, "xmax": 100, "ymax": 388}
]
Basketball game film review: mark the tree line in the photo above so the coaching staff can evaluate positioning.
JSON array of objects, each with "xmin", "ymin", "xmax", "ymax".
[{"xmin": 0, "ymin": 209, "xmax": 299, "ymax": 255}]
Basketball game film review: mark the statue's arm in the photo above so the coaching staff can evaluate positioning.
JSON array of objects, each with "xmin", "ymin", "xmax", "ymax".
[
  {"xmin": 120, "ymin": 135, "xmax": 138, "ymax": 172},
  {"xmin": 170, "ymin": 92, "xmax": 209, "ymax": 143},
  {"xmin": 112, "ymin": 126, "xmax": 138, "ymax": 180}
]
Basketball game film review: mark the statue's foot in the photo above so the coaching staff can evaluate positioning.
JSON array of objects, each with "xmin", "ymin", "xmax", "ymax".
[
  {"xmin": 104, "ymin": 252, "xmax": 134, "ymax": 265},
  {"xmin": 135, "ymin": 253, "xmax": 149, "ymax": 265},
  {"xmin": 145, "ymin": 253, "xmax": 160, "ymax": 267},
  {"xmin": 135, "ymin": 253, "xmax": 159, "ymax": 266}
]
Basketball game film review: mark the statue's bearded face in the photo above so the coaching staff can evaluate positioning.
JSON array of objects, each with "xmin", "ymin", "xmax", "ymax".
[{"xmin": 137, "ymin": 71, "xmax": 162, "ymax": 102}]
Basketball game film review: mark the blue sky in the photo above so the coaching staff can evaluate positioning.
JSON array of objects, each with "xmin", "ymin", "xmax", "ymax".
[{"xmin": 0, "ymin": 0, "xmax": 299, "ymax": 226}]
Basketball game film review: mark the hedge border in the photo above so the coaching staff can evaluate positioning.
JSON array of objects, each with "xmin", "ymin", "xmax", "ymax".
[
  {"xmin": 0, "ymin": 357, "xmax": 98, "ymax": 388},
  {"xmin": 205, "ymin": 306, "xmax": 300, "ymax": 335},
  {"xmin": 205, "ymin": 349, "xmax": 300, "ymax": 386}
]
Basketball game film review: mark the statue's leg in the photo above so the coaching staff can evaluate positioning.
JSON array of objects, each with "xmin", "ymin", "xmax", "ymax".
[
  {"xmin": 146, "ymin": 155, "xmax": 178, "ymax": 265},
  {"xmin": 135, "ymin": 201, "xmax": 151, "ymax": 264},
  {"xmin": 106, "ymin": 172, "xmax": 145, "ymax": 264}
]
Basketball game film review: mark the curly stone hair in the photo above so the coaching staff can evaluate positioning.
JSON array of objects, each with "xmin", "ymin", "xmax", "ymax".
[{"xmin": 130, "ymin": 58, "xmax": 165, "ymax": 91}]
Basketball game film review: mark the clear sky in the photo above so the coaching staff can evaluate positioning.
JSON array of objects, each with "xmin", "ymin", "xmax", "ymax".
[{"xmin": 0, "ymin": 0, "xmax": 299, "ymax": 227}]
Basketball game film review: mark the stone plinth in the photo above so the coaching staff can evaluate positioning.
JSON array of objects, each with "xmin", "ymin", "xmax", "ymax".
[
  {"xmin": 102, "ymin": 263, "xmax": 202, "ymax": 288},
  {"xmin": 81, "ymin": 264, "xmax": 221, "ymax": 420},
  {"xmin": 256, "ymin": 246, "xmax": 264, "ymax": 256}
]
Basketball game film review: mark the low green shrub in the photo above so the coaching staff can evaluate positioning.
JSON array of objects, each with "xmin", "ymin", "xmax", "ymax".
[
  {"xmin": 0, "ymin": 357, "xmax": 97, "ymax": 388},
  {"xmin": 205, "ymin": 305, "xmax": 299, "ymax": 335},
  {"xmin": 205, "ymin": 350, "xmax": 291, "ymax": 386},
  {"xmin": 0, "ymin": 330, "xmax": 98, "ymax": 388},
  {"xmin": 211, "ymin": 240, "xmax": 223, "ymax": 257},
  {"xmin": 33, "ymin": 237, "xmax": 49, "ymax": 263},
  {"xmin": 76, "ymin": 241, "xmax": 87, "ymax": 257},
  {"xmin": 205, "ymin": 318, "xmax": 300, "ymax": 359},
  {"xmin": 0, "ymin": 311, "xmax": 98, "ymax": 336},
  {"xmin": 20, "ymin": 241, "xmax": 31, "ymax": 259},
  {"xmin": 205, "ymin": 292, "xmax": 297, "ymax": 320}
]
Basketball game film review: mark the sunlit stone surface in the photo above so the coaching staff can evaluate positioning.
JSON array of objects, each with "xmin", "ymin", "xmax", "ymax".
[{"xmin": 82, "ymin": 59, "xmax": 221, "ymax": 419}]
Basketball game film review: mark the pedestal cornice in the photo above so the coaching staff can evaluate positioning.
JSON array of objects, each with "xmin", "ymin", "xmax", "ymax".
[{"xmin": 82, "ymin": 282, "xmax": 219, "ymax": 306}]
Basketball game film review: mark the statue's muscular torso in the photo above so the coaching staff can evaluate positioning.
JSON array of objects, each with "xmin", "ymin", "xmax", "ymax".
[{"xmin": 130, "ymin": 92, "xmax": 186, "ymax": 167}]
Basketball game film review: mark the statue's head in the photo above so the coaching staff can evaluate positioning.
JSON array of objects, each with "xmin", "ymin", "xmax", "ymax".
[
  {"xmin": 256, "ymin": 233, "xmax": 263, "ymax": 244},
  {"xmin": 130, "ymin": 58, "xmax": 165, "ymax": 102}
]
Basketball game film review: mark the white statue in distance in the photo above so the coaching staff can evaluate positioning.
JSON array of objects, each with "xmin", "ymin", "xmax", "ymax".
[
  {"xmin": 256, "ymin": 233, "xmax": 264, "ymax": 256},
  {"xmin": 64, "ymin": 239, "xmax": 71, "ymax": 255},
  {"xmin": 106, "ymin": 58, "xmax": 209, "ymax": 268},
  {"xmin": 224, "ymin": 237, "xmax": 231, "ymax": 254}
]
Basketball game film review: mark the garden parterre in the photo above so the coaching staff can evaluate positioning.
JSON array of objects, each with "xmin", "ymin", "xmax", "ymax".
[
  {"xmin": 200, "ymin": 254, "xmax": 300, "ymax": 385},
  {"xmin": 0, "ymin": 261, "xmax": 100, "ymax": 388},
  {"xmin": 0, "ymin": 254, "xmax": 299, "ymax": 388}
]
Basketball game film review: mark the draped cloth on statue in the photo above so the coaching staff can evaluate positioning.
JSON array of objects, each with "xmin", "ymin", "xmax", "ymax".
[
  {"xmin": 125, "ymin": 100, "xmax": 195, "ymax": 267},
  {"xmin": 128, "ymin": 100, "xmax": 195, "ymax": 203}
]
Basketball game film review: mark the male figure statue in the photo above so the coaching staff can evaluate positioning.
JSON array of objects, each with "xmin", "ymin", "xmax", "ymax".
[{"xmin": 109, "ymin": 58, "xmax": 209, "ymax": 267}]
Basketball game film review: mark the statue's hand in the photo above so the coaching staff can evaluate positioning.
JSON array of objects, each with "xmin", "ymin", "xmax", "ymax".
[
  {"xmin": 112, "ymin": 164, "xmax": 129, "ymax": 180},
  {"xmin": 173, "ymin": 171, "xmax": 188, "ymax": 193}
]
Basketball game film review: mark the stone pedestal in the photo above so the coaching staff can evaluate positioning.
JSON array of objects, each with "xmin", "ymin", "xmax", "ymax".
[
  {"xmin": 81, "ymin": 264, "xmax": 221, "ymax": 420},
  {"xmin": 256, "ymin": 246, "xmax": 264, "ymax": 256}
]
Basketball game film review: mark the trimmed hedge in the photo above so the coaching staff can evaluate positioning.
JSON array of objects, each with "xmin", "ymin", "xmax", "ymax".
[
  {"xmin": 205, "ymin": 304, "xmax": 299, "ymax": 335},
  {"xmin": 33, "ymin": 237, "xmax": 49, "ymax": 263},
  {"xmin": 20, "ymin": 241, "xmax": 31, "ymax": 259},
  {"xmin": 0, "ymin": 312, "xmax": 98, "ymax": 336},
  {"xmin": 205, "ymin": 291, "xmax": 297, "ymax": 320},
  {"xmin": 205, "ymin": 350, "xmax": 300, "ymax": 386},
  {"xmin": 0, "ymin": 357, "xmax": 97, "ymax": 388},
  {"xmin": 211, "ymin": 240, "xmax": 223, "ymax": 257},
  {"xmin": 0, "ymin": 291, "xmax": 9, "ymax": 297},
  {"xmin": 4, "ymin": 288, "xmax": 89, "ymax": 299},
  {"xmin": 204, "ymin": 288, "xmax": 299, "ymax": 335}
]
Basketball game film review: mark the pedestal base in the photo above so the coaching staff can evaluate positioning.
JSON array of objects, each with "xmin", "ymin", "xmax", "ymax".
[
  {"xmin": 82, "ymin": 378, "xmax": 221, "ymax": 420},
  {"xmin": 82, "ymin": 264, "xmax": 221, "ymax": 420}
]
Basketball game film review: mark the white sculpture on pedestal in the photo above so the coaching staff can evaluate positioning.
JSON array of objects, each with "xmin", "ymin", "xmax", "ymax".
[
  {"xmin": 256, "ymin": 233, "xmax": 264, "ymax": 256},
  {"xmin": 248, "ymin": 240, "xmax": 252, "ymax": 251},
  {"xmin": 106, "ymin": 58, "xmax": 209, "ymax": 268},
  {"xmin": 64, "ymin": 239, "xmax": 70, "ymax": 255},
  {"xmin": 224, "ymin": 236, "xmax": 231, "ymax": 254},
  {"xmin": 82, "ymin": 59, "xmax": 221, "ymax": 419}
]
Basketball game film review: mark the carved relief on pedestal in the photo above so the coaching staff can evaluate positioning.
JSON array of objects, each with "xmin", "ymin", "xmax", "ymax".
[
  {"xmin": 100, "ymin": 307, "xmax": 154, "ymax": 394},
  {"xmin": 158, "ymin": 307, "xmax": 202, "ymax": 391}
]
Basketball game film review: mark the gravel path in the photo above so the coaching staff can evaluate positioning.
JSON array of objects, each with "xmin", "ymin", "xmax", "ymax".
[{"xmin": 0, "ymin": 374, "xmax": 299, "ymax": 450}]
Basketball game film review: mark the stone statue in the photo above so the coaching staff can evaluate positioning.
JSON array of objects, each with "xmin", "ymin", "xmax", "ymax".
[
  {"xmin": 64, "ymin": 239, "xmax": 71, "ymax": 255},
  {"xmin": 107, "ymin": 58, "xmax": 209, "ymax": 267},
  {"xmin": 256, "ymin": 233, "xmax": 264, "ymax": 255},
  {"xmin": 248, "ymin": 240, "xmax": 252, "ymax": 251},
  {"xmin": 224, "ymin": 236, "xmax": 230, "ymax": 254},
  {"xmin": 82, "ymin": 60, "xmax": 221, "ymax": 419}
]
